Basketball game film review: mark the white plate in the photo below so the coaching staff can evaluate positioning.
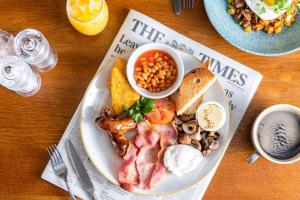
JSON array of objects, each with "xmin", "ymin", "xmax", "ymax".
[{"xmin": 80, "ymin": 50, "xmax": 230, "ymax": 196}]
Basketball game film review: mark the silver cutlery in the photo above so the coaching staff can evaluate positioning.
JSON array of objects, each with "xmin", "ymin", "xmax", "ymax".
[
  {"xmin": 173, "ymin": 0, "xmax": 182, "ymax": 15},
  {"xmin": 183, "ymin": 0, "xmax": 195, "ymax": 9},
  {"xmin": 47, "ymin": 144, "xmax": 76, "ymax": 200},
  {"xmin": 66, "ymin": 139, "xmax": 98, "ymax": 200}
]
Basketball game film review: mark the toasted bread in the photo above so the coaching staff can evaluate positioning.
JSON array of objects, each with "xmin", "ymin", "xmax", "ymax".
[
  {"xmin": 171, "ymin": 91, "xmax": 203, "ymax": 115},
  {"xmin": 176, "ymin": 59, "xmax": 216, "ymax": 115},
  {"xmin": 182, "ymin": 96, "xmax": 203, "ymax": 115}
]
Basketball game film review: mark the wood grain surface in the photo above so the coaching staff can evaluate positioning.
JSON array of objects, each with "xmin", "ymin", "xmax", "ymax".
[{"xmin": 0, "ymin": 0, "xmax": 299, "ymax": 199}]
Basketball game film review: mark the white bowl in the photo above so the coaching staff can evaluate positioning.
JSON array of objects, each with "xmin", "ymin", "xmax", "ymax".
[
  {"xmin": 126, "ymin": 43, "xmax": 184, "ymax": 99},
  {"xmin": 196, "ymin": 101, "xmax": 226, "ymax": 132}
]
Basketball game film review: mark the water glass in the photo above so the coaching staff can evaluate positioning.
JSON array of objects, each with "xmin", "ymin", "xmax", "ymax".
[
  {"xmin": 0, "ymin": 29, "xmax": 15, "ymax": 57},
  {"xmin": 14, "ymin": 29, "xmax": 57, "ymax": 72},
  {"xmin": 0, "ymin": 56, "xmax": 41, "ymax": 96}
]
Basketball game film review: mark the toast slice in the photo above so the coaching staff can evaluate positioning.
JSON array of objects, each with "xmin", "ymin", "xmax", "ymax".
[
  {"xmin": 176, "ymin": 59, "xmax": 216, "ymax": 115},
  {"xmin": 170, "ymin": 91, "xmax": 203, "ymax": 115},
  {"xmin": 182, "ymin": 96, "xmax": 203, "ymax": 115}
]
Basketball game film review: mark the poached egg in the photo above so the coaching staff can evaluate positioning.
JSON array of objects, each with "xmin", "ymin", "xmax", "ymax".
[
  {"xmin": 164, "ymin": 144, "xmax": 203, "ymax": 176},
  {"xmin": 245, "ymin": 0, "xmax": 292, "ymax": 20}
]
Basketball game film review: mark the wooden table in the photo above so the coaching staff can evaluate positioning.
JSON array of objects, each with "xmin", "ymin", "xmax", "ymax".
[{"xmin": 0, "ymin": 0, "xmax": 299, "ymax": 199}]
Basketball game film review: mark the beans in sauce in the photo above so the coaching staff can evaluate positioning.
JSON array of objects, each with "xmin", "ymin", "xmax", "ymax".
[{"xmin": 134, "ymin": 50, "xmax": 177, "ymax": 93}]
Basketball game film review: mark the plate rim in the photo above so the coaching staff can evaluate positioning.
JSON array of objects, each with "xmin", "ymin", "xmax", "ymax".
[
  {"xmin": 203, "ymin": 0, "xmax": 300, "ymax": 56},
  {"xmin": 80, "ymin": 50, "xmax": 231, "ymax": 196}
]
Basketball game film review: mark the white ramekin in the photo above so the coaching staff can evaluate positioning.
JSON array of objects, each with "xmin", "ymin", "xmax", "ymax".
[
  {"xmin": 126, "ymin": 43, "xmax": 184, "ymax": 99},
  {"xmin": 196, "ymin": 101, "xmax": 226, "ymax": 132}
]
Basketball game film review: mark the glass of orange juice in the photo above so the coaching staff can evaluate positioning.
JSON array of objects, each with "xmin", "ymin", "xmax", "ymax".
[{"xmin": 66, "ymin": 0, "xmax": 109, "ymax": 36}]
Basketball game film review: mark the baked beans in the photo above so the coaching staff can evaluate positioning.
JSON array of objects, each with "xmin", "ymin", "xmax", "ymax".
[{"xmin": 134, "ymin": 50, "xmax": 177, "ymax": 93}]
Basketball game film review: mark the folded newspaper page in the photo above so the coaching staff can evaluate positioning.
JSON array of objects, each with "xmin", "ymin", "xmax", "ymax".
[{"xmin": 42, "ymin": 9, "xmax": 262, "ymax": 200}]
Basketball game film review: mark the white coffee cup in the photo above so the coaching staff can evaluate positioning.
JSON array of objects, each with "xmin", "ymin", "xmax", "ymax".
[{"xmin": 247, "ymin": 104, "xmax": 300, "ymax": 164}]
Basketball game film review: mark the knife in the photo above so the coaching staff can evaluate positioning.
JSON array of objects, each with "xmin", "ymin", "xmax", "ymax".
[
  {"xmin": 66, "ymin": 139, "xmax": 98, "ymax": 200},
  {"xmin": 173, "ymin": 0, "xmax": 182, "ymax": 15}
]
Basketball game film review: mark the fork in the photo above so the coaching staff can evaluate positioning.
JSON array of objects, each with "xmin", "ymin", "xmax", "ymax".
[
  {"xmin": 47, "ymin": 144, "xmax": 76, "ymax": 200},
  {"xmin": 183, "ymin": 0, "xmax": 195, "ymax": 8}
]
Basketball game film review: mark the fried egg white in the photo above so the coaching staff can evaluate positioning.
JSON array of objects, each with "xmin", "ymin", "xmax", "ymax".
[{"xmin": 245, "ymin": 0, "xmax": 292, "ymax": 20}]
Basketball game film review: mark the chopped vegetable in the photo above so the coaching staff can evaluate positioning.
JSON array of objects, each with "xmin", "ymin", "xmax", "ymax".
[
  {"xmin": 256, "ymin": 1, "xmax": 266, "ymax": 14},
  {"xmin": 125, "ymin": 97, "xmax": 155, "ymax": 123},
  {"xmin": 272, "ymin": 0, "xmax": 290, "ymax": 13}
]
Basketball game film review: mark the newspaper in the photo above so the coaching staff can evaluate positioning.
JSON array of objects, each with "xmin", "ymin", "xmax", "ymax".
[{"xmin": 42, "ymin": 9, "xmax": 262, "ymax": 200}]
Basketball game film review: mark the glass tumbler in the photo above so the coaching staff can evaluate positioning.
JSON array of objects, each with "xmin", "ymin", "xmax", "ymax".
[
  {"xmin": 0, "ymin": 56, "xmax": 41, "ymax": 96},
  {"xmin": 14, "ymin": 29, "xmax": 57, "ymax": 72},
  {"xmin": 0, "ymin": 29, "xmax": 15, "ymax": 56}
]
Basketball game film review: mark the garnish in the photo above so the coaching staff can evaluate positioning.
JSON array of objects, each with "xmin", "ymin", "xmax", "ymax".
[
  {"xmin": 125, "ymin": 97, "xmax": 155, "ymax": 123},
  {"xmin": 256, "ymin": 1, "xmax": 266, "ymax": 14},
  {"xmin": 286, "ymin": 4, "xmax": 293, "ymax": 12},
  {"xmin": 297, "ymin": 3, "xmax": 300, "ymax": 9},
  {"xmin": 272, "ymin": 0, "xmax": 290, "ymax": 13}
]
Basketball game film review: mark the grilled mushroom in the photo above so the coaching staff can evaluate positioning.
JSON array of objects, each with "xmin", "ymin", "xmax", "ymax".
[
  {"xmin": 177, "ymin": 134, "xmax": 191, "ymax": 144},
  {"xmin": 173, "ymin": 117, "xmax": 183, "ymax": 125},
  {"xmin": 178, "ymin": 114, "xmax": 194, "ymax": 122},
  {"xmin": 191, "ymin": 139, "xmax": 202, "ymax": 151},
  {"xmin": 214, "ymin": 132, "xmax": 221, "ymax": 139},
  {"xmin": 182, "ymin": 120, "xmax": 198, "ymax": 134},
  {"xmin": 189, "ymin": 126, "xmax": 201, "ymax": 140},
  {"xmin": 200, "ymin": 139, "xmax": 209, "ymax": 149},
  {"xmin": 203, "ymin": 149, "xmax": 211, "ymax": 157},
  {"xmin": 207, "ymin": 135, "xmax": 215, "ymax": 143},
  {"xmin": 208, "ymin": 131, "xmax": 221, "ymax": 140},
  {"xmin": 209, "ymin": 140, "xmax": 219, "ymax": 150},
  {"xmin": 177, "ymin": 126, "xmax": 184, "ymax": 133},
  {"xmin": 200, "ymin": 131, "xmax": 207, "ymax": 140}
]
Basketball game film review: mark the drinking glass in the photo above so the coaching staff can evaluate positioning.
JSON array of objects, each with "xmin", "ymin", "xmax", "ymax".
[
  {"xmin": 14, "ymin": 29, "xmax": 57, "ymax": 72},
  {"xmin": 0, "ymin": 29, "xmax": 15, "ymax": 56},
  {"xmin": 66, "ymin": 0, "xmax": 109, "ymax": 35},
  {"xmin": 0, "ymin": 56, "xmax": 41, "ymax": 96}
]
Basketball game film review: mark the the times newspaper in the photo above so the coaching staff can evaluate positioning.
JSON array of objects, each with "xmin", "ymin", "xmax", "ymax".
[{"xmin": 42, "ymin": 10, "xmax": 262, "ymax": 200}]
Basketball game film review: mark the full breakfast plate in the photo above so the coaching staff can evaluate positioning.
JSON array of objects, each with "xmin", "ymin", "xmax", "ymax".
[
  {"xmin": 80, "ymin": 44, "xmax": 230, "ymax": 195},
  {"xmin": 204, "ymin": 0, "xmax": 300, "ymax": 56}
]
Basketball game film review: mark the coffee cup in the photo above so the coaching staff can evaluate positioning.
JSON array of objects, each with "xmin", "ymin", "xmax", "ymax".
[{"xmin": 247, "ymin": 104, "xmax": 300, "ymax": 164}]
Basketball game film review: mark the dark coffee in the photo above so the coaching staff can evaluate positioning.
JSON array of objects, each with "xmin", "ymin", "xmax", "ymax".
[{"xmin": 258, "ymin": 110, "xmax": 300, "ymax": 160}]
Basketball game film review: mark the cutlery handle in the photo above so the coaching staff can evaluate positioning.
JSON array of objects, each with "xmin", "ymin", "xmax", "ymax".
[
  {"xmin": 247, "ymin": 151, "xmax": 260, "ymax": 164},
  {"xmin": 173, "ymin": 0, "xmax": 182, "ymax": 15},
  {"xmin": 63, "ymin": 176, "xmax": 76, "ymax": 200}
]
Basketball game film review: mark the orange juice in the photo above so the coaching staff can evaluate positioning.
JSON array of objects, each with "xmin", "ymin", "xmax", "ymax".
[{"xmin": 67, "ymin": 0, "xmax": 109, "ymax": 36}]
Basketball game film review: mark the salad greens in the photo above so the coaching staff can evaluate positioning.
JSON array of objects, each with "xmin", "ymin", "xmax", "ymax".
[
  {"xmin": 256, "ymin": 1, "xmax": 267, "ymax": 14},
  {"xmin": 125, "ymin": 97, "xmax": 155, "ymax": 123},
  {"xmin": 256, "ymin": 0, "xmax": 293, "ymax": 14},
  {"xmin": 273, "ymin": 0, "xmax": 290, "ymax": 13}
]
